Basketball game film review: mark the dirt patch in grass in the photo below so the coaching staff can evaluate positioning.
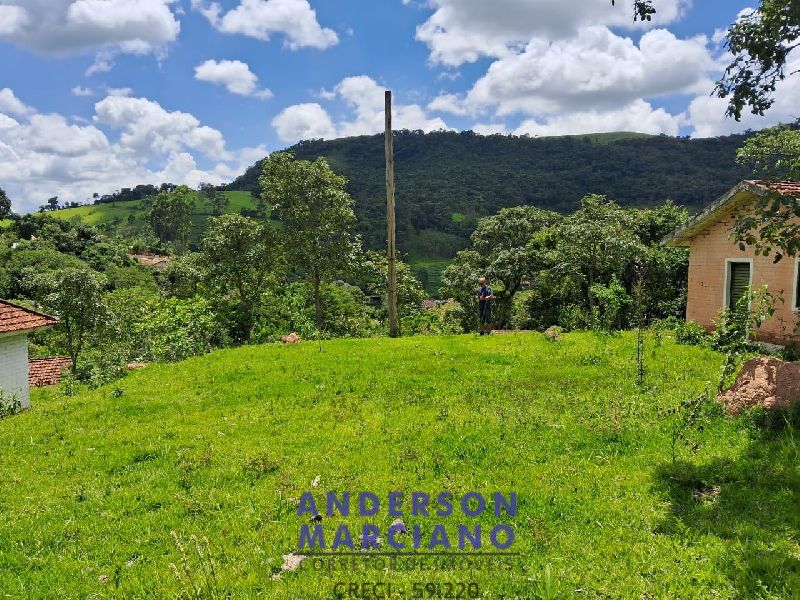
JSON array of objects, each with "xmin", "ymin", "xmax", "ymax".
[{"xmin": 718, "ymin": 357, "xmax": 800, "ymax": 415}]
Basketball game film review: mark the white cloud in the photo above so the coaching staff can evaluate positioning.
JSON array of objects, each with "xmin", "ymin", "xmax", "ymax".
[
  {"xmin": 272, "ymin": 103, "xmax": 337, "ymax": 142},
  {"xmin": 471, "ymin": 123, "xmax": 509, "ymax": 136},
  {"xmin": 94, "ymin": 95, "xmax": 229, "ymax": 160},
  {"xmin": 194, "ymin": 59, "xmax": 272, "ymax": 98},
  {"xmin": 0, "ymin": 89, "xmax": 267, "ymax": 213},
  {"xmin": 515, "ymin": 99, "xmax": 686, "ymax": 136},
  {"xmin": 0, "ymin": 0, "xmax": 181, "ymax": 60},
  {"xmin": 272, "ymin": 76, "xmax": 451, "ymax": 143},
  {"xmin": 193, "ymin": 0, "xmax": 338, "ymax": 49},
  {"xmin": 71, "ymin": 86, "xmax": 94, "ymax": 97},
  {"xmin": 107, "ymin": 87, "xmax": 134, "ymax": 97},
  {"xmin": 467, "ymin": 27, "xmax": 715, "ymax": 117},
  {"xmin": 687, "ymin": 54, "xmax": 800, "ymax": 137},
  {"xmin": 0, "ymin": 4, "xmax": 29, "ymax": 35},
  {"xmin": 427, "ymin": 93, "xmax": 471, "ymax": 117},
  {"xmin": 416, "ymin": 0, "xmax": 691, "ymax": 67},
  {"xmin": 0, "ymin": 88, "xmax": 32, "ymax": 116}
]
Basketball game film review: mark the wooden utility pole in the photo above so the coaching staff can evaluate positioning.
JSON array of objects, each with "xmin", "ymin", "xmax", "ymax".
[{"xmin": 385, "ymin": 90, "xmax": 399, "ymax": 337}]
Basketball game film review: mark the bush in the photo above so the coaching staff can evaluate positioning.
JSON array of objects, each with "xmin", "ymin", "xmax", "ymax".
[
  {"xmin": 673, "ymin": 320, "xmax": 710, "ymax": 346},
  {"xmin": 741, "ymin": 402, "xmax": 800, "ymax": 436},
  {"xmin": 138, "ymin": 296, "xmax": 227, "ymax": 362},
  {"xmin": 558, "ymin": 304, "xmax": 591, "ymax": 331},
  {"xmin": 589, "ymin": 277, "xmax": 631, "ymax": 332},
  {"xmin": 401, "ymin": 300, "xmax": 464, "ymax": 336},
  {"xmin": 254, "ymin": 281, "xmax": 380, "ymax": 341}
]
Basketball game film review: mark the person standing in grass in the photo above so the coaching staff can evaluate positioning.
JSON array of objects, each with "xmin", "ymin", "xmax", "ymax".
[{"xmin": 476, "ymin": 277, "xmax": 495, "ymax": 335}]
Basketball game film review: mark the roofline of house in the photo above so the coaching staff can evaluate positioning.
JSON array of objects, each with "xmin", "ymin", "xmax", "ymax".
[
  {"xmin": 0, "ymin": 327, "xmax": 51, "ymax": 339},
  {"xmin": 660, "ymin": 180, "xmax": 772, "ymax": 247},
  {"xmin": 0, "ymin": 299, "xmax": 59, "ymax": 335}
]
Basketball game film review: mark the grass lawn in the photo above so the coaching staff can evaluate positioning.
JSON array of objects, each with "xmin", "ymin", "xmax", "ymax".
[{"xmin": 1, "ymin": 332, "xmax": 798, "ymax": 598}]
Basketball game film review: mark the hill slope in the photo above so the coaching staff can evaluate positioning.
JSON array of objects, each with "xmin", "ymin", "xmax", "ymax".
[
  {"xmin": 2, "ymin": 333, "xmax": 795, "ymax": 597},
  {"xmin": 227, "ymin": 130, "xmax": 753, "ymax": 254},
  {"xmin": 49, "ymin": 190, "xmax": 259, "ymax": 245}
]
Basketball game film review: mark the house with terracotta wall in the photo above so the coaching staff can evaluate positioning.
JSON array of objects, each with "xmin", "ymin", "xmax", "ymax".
[{"xmin": 663, "ymin": 180, "xmax": 800, "ymax": 346}]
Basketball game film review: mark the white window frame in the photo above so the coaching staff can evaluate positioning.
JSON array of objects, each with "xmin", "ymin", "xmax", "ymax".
[
  {"xmin": 793, "ymin": 257, "xmax": 800, "ymax": 312},
  {"xmin": 723, "ymin": 258, "xmax": 753, "ymax": 311}
]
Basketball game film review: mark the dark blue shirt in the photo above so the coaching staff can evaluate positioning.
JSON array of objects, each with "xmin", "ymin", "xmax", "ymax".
[{"xmin": 477, "ymin": 286, "xmax": 493, "ymax": 303}]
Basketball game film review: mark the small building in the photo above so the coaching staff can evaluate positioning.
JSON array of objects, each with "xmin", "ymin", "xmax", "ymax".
[
  {"xmin": 0, "ymin": 300, "xmax": 59, "ymax": 409},
  {"xmin": 663, "ymin": 180, "xmax": 800, "ymax": 345}
]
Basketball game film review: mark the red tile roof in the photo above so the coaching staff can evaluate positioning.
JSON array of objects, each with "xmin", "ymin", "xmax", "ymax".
[
  {"xmin": 28, "ymin": 357, "xmax": 72, "ymax": 387},
  {"xmin": 0, "ymin": 300, "xmax": 58, "ymax": 334},
  {"xmin": 663, "ymin": 180, "xmax": 799, "ymax": 247},
  {"xmin": 745, "ymin": 180, "xmax": 800, "ymax": 196}
]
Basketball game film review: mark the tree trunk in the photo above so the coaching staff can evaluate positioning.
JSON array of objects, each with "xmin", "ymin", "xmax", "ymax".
[
  {"xmin": 313, "ymin": 271, "xmax": 323, "ymax": 330},
  {"xmin": 587, "ymin": 268, "xmax": 596, "ymax": 311}
]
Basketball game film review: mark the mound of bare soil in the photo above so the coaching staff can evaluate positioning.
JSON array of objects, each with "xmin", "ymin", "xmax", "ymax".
[{"xmin": 717, "ymin": 357, "xmax": 800, "ymax": 415}]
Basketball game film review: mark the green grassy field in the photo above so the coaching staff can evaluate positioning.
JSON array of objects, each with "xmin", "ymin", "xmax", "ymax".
[
  {"xmin": 1, "ymin": 332, "xmax": 798, "ymax": 598},
  {"xmin": 48, "ymin": 191, "xmax": 260, "ymax": 244}
]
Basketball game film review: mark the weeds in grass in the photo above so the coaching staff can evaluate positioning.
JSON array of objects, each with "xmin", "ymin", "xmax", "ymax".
[
  {"xmin": 242, "ymin": 452, "xmax": 280, "ymax": 481},
  {"xmin": 531, "ymin": 563, "xmax": 560, "ymax": 600},
  {"xmin": 0, "ymin": 389, "xmax": 20, "ymax": 419},
  {"xmin": 170, "ymin": 531, "xmax": 224, "ymax": 600},
  {"xmin": 666, "ymin": 387, "xmax": 714, "ymax": 463}
]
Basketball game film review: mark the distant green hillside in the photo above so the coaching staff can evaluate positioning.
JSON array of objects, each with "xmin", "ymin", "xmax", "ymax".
[
  {"xmin": 50, "ymin": 190, "xmax": 259, "ymax": 245},
  {"xmin": 227, "ymin": 130, "xmax": 754, "ymax": 255}
]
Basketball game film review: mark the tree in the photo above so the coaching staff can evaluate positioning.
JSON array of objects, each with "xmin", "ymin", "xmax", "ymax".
[
  {"xmin": 259, "ymin": 152, "xmax": 361, "ymax": 330},
  {"xmin": 362, "ymin": 251, "xmax": 425, "ymax": 318},
  {"xmin": 148, "ymin": 185, "xmax": 194, "ymax": 251},
  {"xmin": 714, "ymin": 1, "xmax": 800, "ymax": 120},
  {"xmin": 0, "ymin": 187, "xmax": 11, "ymax": 219},
  {"xmin": 441, "ymin": 206, "xmax": 560, "ymax": 328},
  {"xmin": 200, "ymin": 214, "xmax": 283, "ymax": 341},
  {"xmin": 199, "ymin": 183, "xmax": 230, "ymax": 216},
  {"xmin": 552, "ymin": 195, "xmax": 643, "ymax": 311},
  {"xmin": 34, "ymin": 268, "xmax": 107, "ymax": 373},
  {"xmin": 46, "ymin": 197, "xmax": 59, "ymax": 211},
  {"xmin": 731, "ymin": 125, "xmax": 800, "ymax": 261}
]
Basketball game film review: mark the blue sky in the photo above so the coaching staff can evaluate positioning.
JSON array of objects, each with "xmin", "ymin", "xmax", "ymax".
[{"xmin": 0, "ymin": 0, "xmax": 797, "ymax": 212}]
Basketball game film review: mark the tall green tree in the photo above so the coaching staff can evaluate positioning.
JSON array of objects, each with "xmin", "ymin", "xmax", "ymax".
[
  {"xmin": 259, "ymin": 152, "xmax": 361, "ymax": 330},
  {"xmin": 0, "ymin": 187, "xmax": 11, "ymax": 219},
  {"xmin": 34, "ymin": 268, "xmax": 107, "ymax": 373},
  {"xmin": 731, "ymin": 125, "xmax": 800, "ymax": 261},
  {"xmin": 553, "ymin": 195, "xmax": 643, "ymax": 311},
  {"xmin": 200, "ymin": 214, "xmax": 283, "ymax": 341},
  {"xmin": 441, "ymin": 206, "xmax": 560, "ymax": 328},
  {"xmin": 148, "ymin": 185, "xmax": 194, "ymax": 251}
]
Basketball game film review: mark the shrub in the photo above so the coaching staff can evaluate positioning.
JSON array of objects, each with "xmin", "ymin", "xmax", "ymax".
[
  {"xmin": 558, "ymin": 304, "xmax": 591, "ymax": 331},
  {"xmin": 741, "ymin": 402, "xmax": 800, "ymax": 436},
  {"xmin": 401, "ymin": 300, "xmax": 464, "ymax": 336},
  {"xmin": 138, "ymin": 296, "xmax": 227, "ymax": 362},
  {"xmin": 589, "ymin": 276, "xmax": 631, "ymax": 332},
  {"xmin": 0, "ymin": 389, "xmax": 21, "ymax": 419},
  {"xmin": 254, "ymin": 281, "xmax": 380, "ymax": 341},
  {"xmin": 673, "ymin": 320, "xmax": 710, "ymax": 346}
]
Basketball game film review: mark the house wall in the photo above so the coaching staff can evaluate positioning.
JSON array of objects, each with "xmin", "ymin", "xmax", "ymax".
[
  {"xmin": 687, "ymin": 214, "xmax": 799, "ymax": 345},
  {"xmin": 0, "ymin": 333, "xmax": 30, "ymax": 409}
]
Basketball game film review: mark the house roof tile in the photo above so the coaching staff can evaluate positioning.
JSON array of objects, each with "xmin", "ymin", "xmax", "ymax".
[
  {"xmin": 0, "ymin": 300, "xmax": 58, "ymax": 334},
  {"xmin": 28, "ymin": 357, "xmax": 72, "ymax": 387},
  {"xmin": 662, "ymin": 180, "xmax": 799, "ymax": 247}
]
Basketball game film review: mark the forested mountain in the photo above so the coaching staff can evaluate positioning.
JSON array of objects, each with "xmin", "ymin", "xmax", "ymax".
[{"xmin": 225, "ymin": 130, "xmax": 754, "ymax": 257}]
